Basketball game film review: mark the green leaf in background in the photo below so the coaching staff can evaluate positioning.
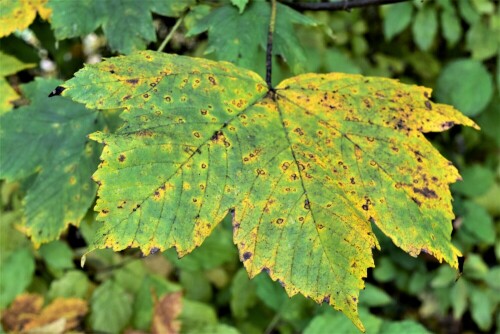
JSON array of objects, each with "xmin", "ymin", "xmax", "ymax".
[
  {"xmin": 231, "ymin": 0, "xmax": 249, "ymax": 13},
  {"xmin": 458, "ymin": 0, "xmax": 481, "ymax": 25},
  {"xmin": 452, "ymin": 164, "xmax": 495, "ymax": 197},
  {"xmin": 358, "ymin": 283, "xmax": 392, "ymax": 307},
  {"xmin": 88, "ymin": 280, "xmax": 132, "ymax": 333},
  {"xmin": 150, "ymin": 0, "xmax": 196, "ymax": 17},
  {"xmin": 0, "ymin": 210, "xmax": 29, "ymax": 263},
  {"xmin": 230, "ymin": 268, "xmax": 257, "ymax": 319},
  {"xmin": 323, "ymin": 48, "xmax": 362, "ymax": 74},
  {"xmin": 450, "ymin": 278, "xmax": 468, "ymax": 319},
  {"xmin": 0, "ymin": 247, "xmax": 35, "ymax": 308},
  {"xmin": 476, "ymin": 97, "xmax": 500, "ymax": 147},
  {"xmin": 48, "ymin": 0, "xmax": 163, "ymax": 54},
  {"xmin": 38, "ymin": 240, "xmax": 75, "ymax": 278},
  {"xmin": 379, "ymin": 320, "xmax": 431, "ymax": 334},
  {"xmin": 0, "ymin": 51, "xmax": 35, "ymax": 113},
  {"xmin": 180, "ymin": 299, "xmax": 219, "ymax": 333},
  {"xmin": 47, "ymin": 270, "xmax": 91, "ymax": 301},
  {"xmin": 0, "ymin": 78, "xmax": 101, "ymax": 246},
  {"xmin": 382, "ymin": 2, "xmax": 413, "ymax": 41},
  {"xmin": 440, "ymin": 8, "xmax": 462, "ymax": 47},
  {"xmin": 132, "ymin": 274, "xmax": 182, "ymax": 331},
  {"xmin": 466, "ymin": 20, "xmax": 499, "ymax": 61},
  {"xmin": 187, "ymin": 2, "xmax": 316, "ymax": 75},
  {"xmin": 430, "ymin": 265, "xmax": 457, "ymax": 288},
  {"xmin": 461, "ymin": 201, "xmax": 495, "ymax": 245},
  {"xmin": 485, "ymin": 266, "xmax": 500, "ymax": 289},
  {"xmin": 463, "ymin": 254, "xmax": 489, "ymax": 280},
  {"xmin": 436, "ymin": 59, "xmax": 494, "ymax": 116},
  {"xmin": 412, "ymin": 5, "xmax": 438, "ymax": 51},
  {"xmin": 304, "ymin": 308, "xmax": 383, "ymax": 334},
  {"xmin": 470, "ymin": 286, "xmax": 494, "ymax": 331},
  {"xmin": 373, "ymin": 257, "xmax": 397, "ymax": 282}
]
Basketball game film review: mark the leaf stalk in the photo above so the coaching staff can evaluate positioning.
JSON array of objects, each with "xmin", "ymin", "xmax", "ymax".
[
  {"xmin": 265, "ymin": 0, "xmax": 277, "ymax": 91},
  {"xmin": 157, "ymin": 15, "xmax": 184, "ymax": 53},
  {"xmin": 280, "ymin": 0, "xmax": 411, "ymax": 11}
]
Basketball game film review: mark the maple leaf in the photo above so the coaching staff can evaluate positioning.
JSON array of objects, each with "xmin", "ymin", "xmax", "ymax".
[
  {"xmin": 0, "ymin": 78, "xmax": 102, "ymax": 246},
  {"xmin": 54, "ymin": 51, "xmax": 477, "ymax": 330}
]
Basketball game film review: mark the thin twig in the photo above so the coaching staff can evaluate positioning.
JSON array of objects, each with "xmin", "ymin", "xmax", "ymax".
[
  {"xmin": 265, "ymin": 0, "xmax": 277, "ymax": 90},
  {"xmin": 157, "ymin": 15, "xmax": 184, "ymax": 52},
  {"xmin": 281, "ymin": 0, "xmax": 410, "ymax": 11}
]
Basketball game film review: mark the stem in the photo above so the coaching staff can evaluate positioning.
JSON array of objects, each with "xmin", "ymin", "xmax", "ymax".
[
  {"xmin": 265, "ymin": 0, "xmax": 277, "ymax": 90},
  {"xmin": 157, "ymin": 15, "xmax": 184, "ymax": 52},
  {"xmin": 281, "ymin": 0, "xmax": 410, "ymax": 11}
]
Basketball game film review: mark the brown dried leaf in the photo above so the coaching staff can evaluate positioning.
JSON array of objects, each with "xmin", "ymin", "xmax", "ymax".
[{"xmin": 151, "ymin": 291, "xmax": 183, "ymax": 334}]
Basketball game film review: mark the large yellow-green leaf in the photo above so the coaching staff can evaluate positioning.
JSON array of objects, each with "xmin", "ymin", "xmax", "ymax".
[
  {"xmin": 0, "ymin": 78, "xmax": 101, "ymax": 246},
  {"xmin": 56, "ymin": 51, "xmax": 477, "ymax": 330},
  {"xmin": 0, "ymin": 0, "xmax": 51, "ymax": 38}
]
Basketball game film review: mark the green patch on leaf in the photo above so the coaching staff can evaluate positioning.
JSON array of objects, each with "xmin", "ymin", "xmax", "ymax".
[
  {"xmin": 59, "ymin": 51, "xmax": 476, "ymax": 331},
  {"xmin": 0, "ymin": 78, "xmax": 101, "ymax": 246}
]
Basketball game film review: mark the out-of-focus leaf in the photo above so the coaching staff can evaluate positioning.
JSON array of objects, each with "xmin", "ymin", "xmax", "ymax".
[
  {"xmin": 436, "ymin": 59, "xmax": 493, "ymax": 116},
  {"xmin": 151, "ymin": 292, "xmax": 182, "ymax": 334},
  {"xmin": 0, "ymin": 78, "xmax": 101, "ymax": 246},
  {"xmin": 323, "ymin": 48, "xmax": 361, "ymax": 74},
  {"xmin": 0, "ymin": 210, "xmax": 29, "ymax": 263},
  {"xmin": 412, "ymin": 6, "xmax": 438, "ymax": 51},
  {"xmin": 430, "ymin": 265, "xmax": 457, "ymax": 288},
  {"xmin": 230, "ymin": 268, "xmax": 257, "ymax": 319},
  {"xmin": 452, "ymin": 165, "xmax": 495, "ymax": 198},
  {"xmin": 358, "ymin": 283, "xmax": 392, "ymax": 307},
  {"xmin": 463, "ymin": 254, "xmax": 489, "ymax": 280},
  {"xmin": 0, "ymin": 0, "xmax": 51, "ymax": 38},
  {"xmin": 0, "ymin": 52, "xmax": 35, "ymax": 114},
  {"xmin": 458, "ymin": 0, "xmax": 481, "ymax": 24},
  {"xmin": 47, "ymin": 270, "xmax": 91, "ymax": 301},
  {"xmin": 450, "ymin": 278, "xmax": 468, "ymax": 319},
  {"xmin": 133, "ymin": 275, "xmax": 182, "ymax": 331},
  {"xmin": 0, "ymin": 247, "xmax": 35, "ymax": 308},
  {"xmin": 179, "ymin": 270, "xmax": 212, "ymax": 303},
  {"xmin": 440, "ymin": 9, "xmax": 462, "ymax": 47},
  {"xmin": 150, "ymin": 0, "xmax": 195, "ymax": 17},
  {"xmin": 466, "ymin": 20, "xmax": 499, "ymax": 60},
  {"xmin": 471, "ymin": 0, "xmax": 495, "ymax": 14},
  {"xmin": 304, "ymin": 308, "xmax": 383, "ymax": 334},
  {"xmin": 382, "ymin": 2, "xmax": 413, "ymax": 41},
  {"xmin": 187, "ymin": 2, "xmax": 316, "ymax": 74},
  {"xmin": 476, "ymin": 96, "xmax": 500, "ymax": 147},
  {"xmin": 379, "ymin": 320, "xmax": 431, "ymax": 333},
  {"xmin": 48, "ymin": 0, "xmax": 166, "ymax": 54},
  {"xmin": 373, "ymin": 257, "xmax": 397, "ymax": 282},
  {"xmin": 461, "ymin": 201, "xmax": 495, "ymax": 245},
  {"xmin": 0, "ymin": 293, "xmax": 44, "ymax": 331},
  {"xmin": 22, "ymin": 297, "xmax": 88, "ymax": 332},
  {"xmin": 180, "ymin": 299, "xmax": 218, "ymax": 333},
  {"xmin": 188, "ymin": 324, "xmax": 241, "ymax": 334},
  {"xmin": 231, "ymin": 0, "xmax": 248, "ymax": 13},
  {"xmin": 113, "ymin": 259, "xmax": 147, "ymax": 294},
  {"xmin": 88, "ymin": 280, "xmax": 132, "ymax": 333},
  {"xmin": 470, "ymin": 287, "xmax": 494, "ymax": 331},
  {"xmin": 38, "ymin": 240, "xmax": 75, "ymax": 278},
  {"xmin": 484, "ymin": 266, "xmax": 500, "ymax": 290}
]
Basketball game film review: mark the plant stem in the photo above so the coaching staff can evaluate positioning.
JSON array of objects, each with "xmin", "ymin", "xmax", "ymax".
[
  {"xmin": 266, "ymin": 0, "xmax": 277, "ymax": 90},
  {"xmin": 281, "ymin": 0, "xmax": 410, "ymax": 11},
  {"xmin": 157, "ymin": 16, "xmax": 184, "ymax": 52}
]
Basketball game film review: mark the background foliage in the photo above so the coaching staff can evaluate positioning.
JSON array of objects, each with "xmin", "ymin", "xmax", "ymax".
[{"xmin": 0, "ymin": 0, "xmax": 498, "ymax": 333}]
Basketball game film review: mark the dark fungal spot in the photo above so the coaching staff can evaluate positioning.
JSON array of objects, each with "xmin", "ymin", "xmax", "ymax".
[
  {"xmin": 211, "ymin": 130, "xmax": 223, "ymax": 141},
  {"xmin": 261, "ymin": 267, "xmax": 270, "ymax": 274},
  {"xmin": 322, "ymin": 295, "xmax": 330, "ymax": 304},
  {"xmin": 101, "ymin": 209, "xmax": 109, "ymax": 214},
  {"xmin": 276, "ymin": 218, "xmax": 284, "ymax": 224},
  {"xmin": 143, "ymin": 93, "xmax": 149, "ymax": 98},
  {"xmin": 350, "ymin": 177, "xmax": 355, "ymax": 184},
  {"xmin": 48, "ymin": 86, "xmax": 65, "ymax": 97},
  {"xmin": 149, "ymin": 247, "xmax": 160, "ymax": 255},
  {"xmin": 208, "ymin": 76, "xmax": 217, "ymax": 85},
  {"xmin": 441, "ymin": 121, "xmax": 455, "ymax": 129},
  {"xmin": 150, "ymin": 82, "xmax": 156, "ymax": 87},
  {"xmin": 412, "ymin": 197, "xmax": 422, "ymax": 206},
  {"xmin": 123, "ymin": 95, "xmax": 131, "ymax": 100},
  {"xmin": 165, "ymin": 96, "xmax": 171, "ymax": 102},
  {"xmin": 110, "ymin": 70, "xmax": 115, "ymax": 74},
  {"xmin": 127, "ymin": 78, "xmax": 139, "ymax": 84},
  {"xmin": 413, "ymin": 187, "xmax": 438, "ymax": 198},
  {"xmin": 362, "ymin": 204, "xmax": 369, "ymax": 211},
  {"xmin": 243, "ymin": 252, "xmax": 252, "ymax": 261},
  {"xmin": 425, "ymin": 100, "xmax": 432, "ymax": 110},
  {"xmin": 304, "ymin": 199, "xmax": 310, "ymax": 210},
  {"xmin": 424, "ymin": 91, "xmax": 429, "ymax": 98},
  {"xmin": 118, "ymin": 154, "xmax": 126, "ymax": 162}
]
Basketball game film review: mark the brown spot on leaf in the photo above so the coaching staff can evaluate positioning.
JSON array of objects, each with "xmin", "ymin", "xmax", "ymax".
[
  {"xmin": 243, "ymin": 252, "xmax": 252, "ymax": 261},
  {"xmin": 118, "ymin": 154, "xmax": 126, "ymax": 162},
  {"xmin": 304, "ymin": 199, "xmax": 310, "ymax": 210},
  {"xmin": 425, "ymin": 100, "xmax": 432, "ymax": 110},
  {"xmin": 127, "ymin": 78, "xmax": 139, "ymax": 84},
  {"xmin": 412, "ymin": 197, "xmax": 422, "ymax": 206},
  {"xmin": 208, "ymin": 76, "xmax": 217, "ymax": 85},
  {"xmin": 413, "ymin": 187, "xmax": 437, "ymax": 198}
]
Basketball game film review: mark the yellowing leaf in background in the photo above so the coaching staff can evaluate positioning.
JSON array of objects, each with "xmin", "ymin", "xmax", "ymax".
[
  {"xmin": 57, "ymin": 51, "xmax": 477, "ymax": 330},
  {"xmin": 0, "ymin": 0, "xmax": 51, "ymax": 38}
]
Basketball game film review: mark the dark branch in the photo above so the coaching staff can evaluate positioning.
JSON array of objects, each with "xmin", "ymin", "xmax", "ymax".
[{"xmin": 281, "ymin": 0, "xmax": 410, "ymax": 11}]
